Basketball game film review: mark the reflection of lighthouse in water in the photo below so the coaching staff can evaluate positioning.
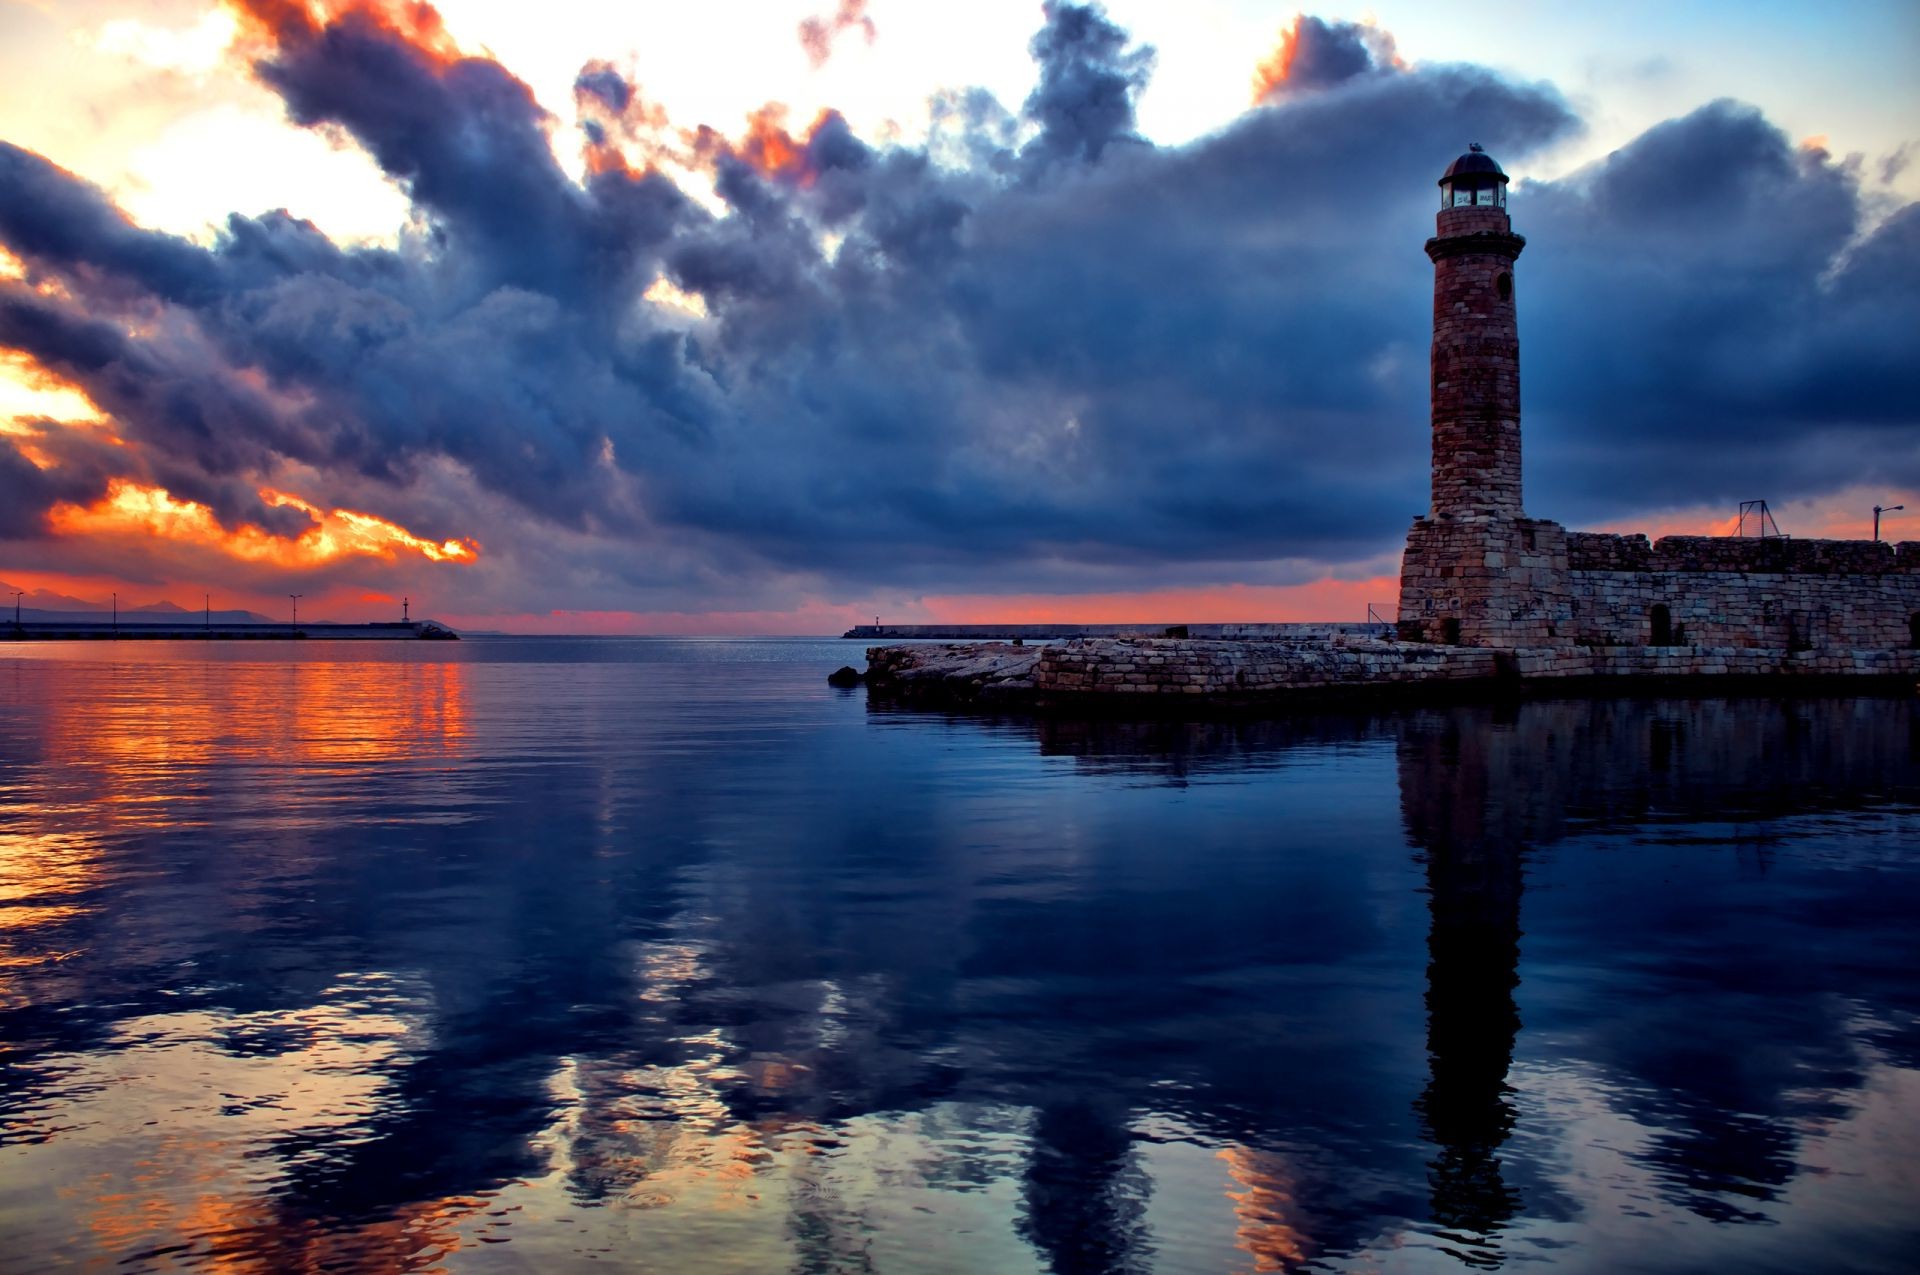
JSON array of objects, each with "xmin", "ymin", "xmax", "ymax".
[{"xmin": 1399, "ymin": 707, "xmax": 1525, "ymax": 1256}]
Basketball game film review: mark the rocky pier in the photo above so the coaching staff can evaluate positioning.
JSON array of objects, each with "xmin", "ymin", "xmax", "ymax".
[{"xmin": 851, "ymin": 636, "xmax": 1920, "ymax": 711}]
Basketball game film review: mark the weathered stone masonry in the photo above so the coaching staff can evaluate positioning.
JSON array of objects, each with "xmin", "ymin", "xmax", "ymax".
[
  {"xmin": 864, "ymin": 637, "xmax": 1502, "ymax": 705},
  {"xmin": 1565, "ymin": 534, "xmax": 1920, "ymax": 650}
]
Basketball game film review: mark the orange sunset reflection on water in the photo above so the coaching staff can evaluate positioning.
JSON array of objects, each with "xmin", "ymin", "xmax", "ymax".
[
  {"xmin": 0, "ymin": 653, "xmax": 493, "ymax": 1268},
  {"xmin": 0, "ymin": 655, "xmax": 470, "ymax": 983}
]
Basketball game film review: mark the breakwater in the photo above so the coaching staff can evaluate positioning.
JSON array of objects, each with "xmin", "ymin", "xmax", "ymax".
[
  {"xmin": 3, "ymin": 620, "xmax": 459, "ymax": 641},
  {"xmin": 858, "ymin": 637, "xmax": 1920, "ymax": 710},
  {"xmin": 843, "ymin": 621, "xmax": 1387, "ymax": 641}
]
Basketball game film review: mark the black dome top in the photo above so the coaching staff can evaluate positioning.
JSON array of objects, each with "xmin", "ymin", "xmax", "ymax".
[{"xmin": 1439, "ymin": 143, "xmax": 1508, "ymax": 185}]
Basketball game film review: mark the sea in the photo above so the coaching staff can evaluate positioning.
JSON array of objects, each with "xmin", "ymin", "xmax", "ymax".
[{"xmin": 1, "ymin": 637, "xmax": 1916, "ymax": 1273}]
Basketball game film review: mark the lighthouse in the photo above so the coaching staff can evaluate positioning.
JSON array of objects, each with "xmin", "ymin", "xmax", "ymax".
[
  {"xmin": 1399, "ymin": 145, "xmax": 1572, "ymax": 647},
  {"xmin": 1427, "ymin": 144, "xmax": 1526, "ymax": 521}
]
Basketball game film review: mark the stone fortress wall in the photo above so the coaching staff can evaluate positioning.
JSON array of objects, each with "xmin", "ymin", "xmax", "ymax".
[
  {"xmin": 1401, "ymin": 524, "xmax": 1920, "ymax": 653},
  {"xmin": 1564, "ymin": 533, "xmax": 1920, "ymax": 651}
]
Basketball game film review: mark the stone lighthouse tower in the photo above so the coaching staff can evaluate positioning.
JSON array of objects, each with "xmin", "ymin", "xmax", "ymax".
[{"xmin": 1399, "ymin": 145, "xmax": 1572, "ymax": 647}]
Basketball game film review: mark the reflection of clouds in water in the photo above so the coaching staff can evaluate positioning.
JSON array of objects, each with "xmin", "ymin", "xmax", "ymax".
[
  {"xmin": 1, "ymin": 655, "xmax": 1917, "ymax": 1270},
  {"xmin": 1492, "ymin": 1054, "xmax": 1920, "ymax": 1273},
  {"xmin": 10, "ymin": 974, "xmax": 455, "ymax": 1270}
]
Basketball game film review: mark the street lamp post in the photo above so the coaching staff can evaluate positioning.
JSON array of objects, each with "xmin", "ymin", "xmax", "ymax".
[
  {"xmin": 112, "ymin": 591, "xmax": 117, "ymax": 636},
  {"xmin": 11, "ymin": 590, "xmax": 21, "ymax": 627},
  {"xmin": 1873, "ymin": 504, "xmax": 1904, "ymax": 542},
  {"xmin": 289, "ymin": 594, "xmax": 303, "ymax": 632}
]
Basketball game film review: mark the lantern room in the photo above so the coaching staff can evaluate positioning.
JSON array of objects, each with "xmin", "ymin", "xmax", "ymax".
[{"xmin": 1439, "ymin": 143, "xmax": 1508, "ymax": 209}]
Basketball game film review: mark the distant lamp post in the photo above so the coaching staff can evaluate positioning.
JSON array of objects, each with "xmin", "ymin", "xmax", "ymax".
[
  {"xmin": 289, "ymin": 594, "xmax": 303, "ymax": 630},
  {"xmin": 1873, "ymin": 504, "xmax": 1904, "ymax": 542},
  {"xmin": 11, "ymin": 590, "xmax": 21, "ymax": 627},
  {"xmin": 112, "ymin": 591, "xmax": 117, "ymax": 636}
]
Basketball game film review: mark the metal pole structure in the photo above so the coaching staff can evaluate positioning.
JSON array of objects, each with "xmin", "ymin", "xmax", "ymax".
[
  {"xmin": 403, "ymin": 596, "xmax": 409, "ymax": 623},
  {"xmin": 205, "ymin": 594, "xmax": 210, "ymax": 634},
  {"xmin": 12, "ymin": 590, "xmax": 20, "ymax": 627},
  {"xmin": 1873, "ymin": 504, "xmax": 1904, "ymax": 542},
  {"xmin": 289, "ymin": 594, "xmax": 302, "ymax": 632},
  {"xmin": 112, "ymin": 591, "xmax": 117, "ymax": 636}
]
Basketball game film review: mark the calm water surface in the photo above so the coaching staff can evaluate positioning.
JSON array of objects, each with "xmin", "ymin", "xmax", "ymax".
[{"xmin": 1, "ymin": 638, "xmax": 1917, "ymax": 1273}]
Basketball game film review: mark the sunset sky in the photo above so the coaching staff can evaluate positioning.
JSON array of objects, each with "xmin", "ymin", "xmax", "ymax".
[{"xmin": 1, "ymin": 0, "xmax": 1915, "ymax": 632}]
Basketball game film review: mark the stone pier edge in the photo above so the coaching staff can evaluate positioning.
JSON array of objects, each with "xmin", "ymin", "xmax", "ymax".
[{"xmin": 858, "ymin": 637, "xmax": 1920, "ymax": 714}]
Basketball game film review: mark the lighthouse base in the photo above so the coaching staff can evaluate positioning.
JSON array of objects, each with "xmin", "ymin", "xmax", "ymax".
[{"xmin": 1399, "ymin": 515, "xmax": 1575, "ymax": 648}]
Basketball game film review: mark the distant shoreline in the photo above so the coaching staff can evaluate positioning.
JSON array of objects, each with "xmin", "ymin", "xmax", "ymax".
[{"xmin": 3, "ymin": 620, "xmax": 458, "ymax": 641}]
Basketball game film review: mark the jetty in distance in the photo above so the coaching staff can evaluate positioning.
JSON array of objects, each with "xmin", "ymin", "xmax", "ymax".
[{"xmin": 4, "ymin": 618, "xmax": 459, "ymax": 641}]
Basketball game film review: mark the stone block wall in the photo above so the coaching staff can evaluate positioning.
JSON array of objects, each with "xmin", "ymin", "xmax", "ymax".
[
  {"xmin": 1563, "ymin": 532, "xmax": 1653, "ymax": 572},
  {"xmin": 1399, "ymin": 515, "xmax": 1573, "ymax": 647},
  {"xmin": 1428, "ymin": 221, "xmax": 1525, "ymax": 521},
  {"xmin": 1563, "ymin": 537, "xmax": 1920, "ymax": 650},
  {"xmin": 1031, "ymin": 638, "xmax": 1500, "ymax": 698},
  {"xmin": 1567, "ymin": 533, "xmax": 1916, "ymax": 575},
  {"xmin": 1403, "ymin": 523, "xmax": 1920, "ymax": 652},
  {"xmin": 863, "ymin": 638, "xmax": 1920, "ymax": 709},
  {"xmin": 845, "ymin": 622, "xmax": 1389, "ymax": 641}
]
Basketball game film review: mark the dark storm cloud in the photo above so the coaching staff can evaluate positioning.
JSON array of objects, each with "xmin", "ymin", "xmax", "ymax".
[
  {"xmin": 1018, "ymin": 0, "xmax": 1154, "ymax": 172},
  {"xmin": 245, "ymin": 0, "xmax": 595, "ymax": 295},
  {"xmin": 0, "ymin": 2, "xmax": 1916, "ymax": 608},
  {"xmin": 0, "ymin": 434, "xmax": 104, "ymax": 538},
  {"xmin": 1520, "ymin": 101, "xmax": 1920, "ymax": 519},
  {"xmin": 0, "ymin": 279, "xmax": 328, "ymax": 532},
  {"xmin": 0, "ymin": 144, "xmax": 221, "ymax": 305}
]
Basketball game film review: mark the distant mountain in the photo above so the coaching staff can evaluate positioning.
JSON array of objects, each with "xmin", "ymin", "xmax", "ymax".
[
  {"xmin": 13, "ymin": 606, "xmax": 279, "ymax": 625},
  {"xmin": 0, "ymin": 582, "xmax": 103, "ymax": 611}
]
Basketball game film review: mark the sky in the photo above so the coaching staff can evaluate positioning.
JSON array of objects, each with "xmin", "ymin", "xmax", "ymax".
[{"xmin": 0, "ymin": 0, "xmax": 1915, "ymax": 633}]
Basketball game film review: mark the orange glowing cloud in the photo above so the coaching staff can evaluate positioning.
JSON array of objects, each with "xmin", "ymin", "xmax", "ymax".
[
  {"xmin": 570, "ymin": 64, "xmax": 844, "ymax": 204},
  {"xmin": 682, "ymin": 104, "xmax": 840, "ymax": 188},
  {"xmin": 575, "ymin": 59, "xmax": 675, "ymax": 180},
  {"xmin": 47, "ymin": 478, "xmax": 479, "ymax": 568},
  {"xmin": 1252, "ymin": 16, "xmax": 1308, "ymax": 103},
  {"xmin": 740, "ymin": 104, "xmax": 807, "ymax": 182},
  {"xmin": 260, "ymin": 488, "xmax": 479, "ymax": 562},
  {"xmin": 230, "ymin": 0, "xmax": 465, "ymax": 70},
  {"xmin": 1, "ymin": 350, "xmax": 113, "ymax": 435},
  {"xmin": 1252, "ymin": 15, "xmax": 1401, "ymax": 104}
]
